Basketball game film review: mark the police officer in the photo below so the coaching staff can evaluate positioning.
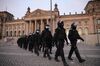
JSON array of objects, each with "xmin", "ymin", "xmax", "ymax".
[
  {"xmin": 41, "ymin": 25, "xmax": 52, "ymax": 60},
  {"xmin": 17, "ymin": 36, "xmax": 22, "ymax": 48},
  {"xmin": 28, "ymin": 33, "xmax": 35, "ymax": 53},
  {"xmin": 23, "ymin": 35, "xmax": 29, "ymax": 50},
  {"xmin": 34, "ymin": 29, "xmax": 41, "ymax": 56},
  {"xmin": 17, "ymin": 35, "xmax": 25, "ymax": 48},
  {"xmin": 68, "ymin": 22, "xmax": 85, "ymax": 63},
  {"xmin": 54, "ymin": 21, "xmax": 69, "ymax": 66}
]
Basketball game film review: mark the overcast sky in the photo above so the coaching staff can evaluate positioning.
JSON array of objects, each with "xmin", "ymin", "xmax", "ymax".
[{"xmin": 0, "ymin": 0, "xmax": 90, "ymax": 19}]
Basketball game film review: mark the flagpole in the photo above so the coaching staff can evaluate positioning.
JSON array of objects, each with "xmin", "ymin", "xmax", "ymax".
[
  {"xmin": 50, "ymin": 0, "xmax": 52, "ymax": 25},
  {"xmin": 50, "ymin": 0, "xmax": 53, "ymax": 33}
]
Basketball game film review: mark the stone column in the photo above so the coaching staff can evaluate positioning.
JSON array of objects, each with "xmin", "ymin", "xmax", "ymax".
[
  {"xmin": 35, "ymin": 20, "xmax": 37, "ymax": 31},
  {"xmin": 16, "ymin": 24, "xmax": 18, "ymax": 37},
  {"xmin": 41, "ymin": 19, "xmax": 43, "ymax": 32},
  {"xmin": 29, "ymin": 20, "xmax": 32, "ymax": 34},
  {"xmin": 25, "ymin": 22, "xmax": 28, "ymax": 35},
  {"xmin": 52, "ymin": 18, "xmax": 55, "ymax": 34},
  {"xmin": 22, "ymin": 23, "xmax": 25, "ymax": 35},
  {"xmin": 20, "ymin": 24, "xmax": 22, "ymax": 36},
  {"xmin": 49, "ymin": 19, "xmax": 53, "ymax": 33},
  {"xmin": 47, "ymin": 19, "xmax": 49, "ymax": 25},
  {"xmin": 3, "ymin": 23, "xmax": 6, "ymax": 37},
  {"xmin": 32, "ymin": 20, "xmax": 35, "ymax": 32},
  {"xmin": 12, "ymin": 24, "xmax": 15, "ymax": 37},
  {"xmin": 31, "ymin": 21, "xmax": 33, "ymax": 33},
  {"xmin": 89, "ymin": 16, "xmax": 95, "ymax": 34}
]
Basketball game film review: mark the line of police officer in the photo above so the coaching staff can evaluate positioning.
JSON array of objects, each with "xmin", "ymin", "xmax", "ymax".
[{"xmin": 17, "ymin": 20, "xmax": 85, "ymax": 66}]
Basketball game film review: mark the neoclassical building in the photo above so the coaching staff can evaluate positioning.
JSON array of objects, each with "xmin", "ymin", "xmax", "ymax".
[{"xmin": 0, "ymin": 0, "xmax": 100, "ymax": 38}]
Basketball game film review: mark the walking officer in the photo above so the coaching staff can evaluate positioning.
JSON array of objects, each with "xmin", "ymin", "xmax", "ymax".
[
  {"xmin": 28, "ymin": 33, "xmax": 35, "ymax": 53},
  {"xmin": 54, "ymin": 21, "xmax": 69, "ymax": 66},
  {"xmin": 41, "ymin": 24, "xmax": 52, "ymax": 60},
  {"xmin": 68, "ymin": 22, "xmax": 86, "ymax": 63},
  {"xmin": 34, "ymin": 29, "xmax": 41, "ymax": 56}
]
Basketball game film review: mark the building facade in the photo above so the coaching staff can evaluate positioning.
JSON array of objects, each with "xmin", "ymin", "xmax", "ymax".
[{"xmin": 0, "ymin": 0, "xmax": 100, "ymax": 39}]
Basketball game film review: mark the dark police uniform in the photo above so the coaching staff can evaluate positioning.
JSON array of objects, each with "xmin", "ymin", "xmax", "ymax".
[
  {"xmin": 41, "ymin": 25, "xmax": 52, "ymax": 60},
  {"xmin": 28, "ymin": 34, "xmax": 35, "ymax": 53},
  {"xmin": 23, "ymin": 35, "xmax": 29, "ymax": 50},
  {"xmin": 68, "ymin": 23, "xmax": 85, "ymax": 63},
  {"xmin": 17, "ymin": 36, "xmax": 25, "ymax": 48},
  {"xmin": 17, "ymin": 37, "xmax": 23, "ymax": 48},
  {"xmin": 34, "ymin": 30, "xmax": 41, "ymax": 56},
  {"xmin": 54, "ymin": 21, "xmax": 69, "ymax": 66}
]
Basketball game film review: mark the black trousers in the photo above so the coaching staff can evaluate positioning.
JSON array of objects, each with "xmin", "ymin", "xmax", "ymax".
[
  {"xmin": 68, "ymin": 41, "xmax": 82, "ymax": 61},
  {"xmin": 29, "ymin": 42, "xmax": 34, "ymax": 51},
  {"xmin": 34, "ymin": 44, "xmax": 39, "ymax": 56},
  {"xmin": 43, "ymin": 47, "xmax": 51, "ymax": 59},
  {"xmin": 23, "ymin": 42, "xmax": 28, "ymax": 50},
  {"xmin": 55, "ymin": 40, "xmax": 66, "ymax": 62}
]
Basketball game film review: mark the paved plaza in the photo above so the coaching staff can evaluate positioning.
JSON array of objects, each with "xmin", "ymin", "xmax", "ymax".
[{"xmin": 0, "ymin": 42, "xmax": 100, "ymax": 66}]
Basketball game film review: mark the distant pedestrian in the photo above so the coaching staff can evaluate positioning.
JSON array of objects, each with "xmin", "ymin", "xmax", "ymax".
[{"xmin": 68, "ymin": 22, "xmax": 86, "ymax": 63}]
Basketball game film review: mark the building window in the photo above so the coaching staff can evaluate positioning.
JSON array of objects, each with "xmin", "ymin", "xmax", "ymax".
[
  {"xmin": 18, "ymin": 25, "xmax": 20, "ymax": 30},
  {"xmin": 85, "ymin": 21, "xmax": 88, "ymax": 25},
  {"xmin": 84, "ymin": 27, "xmax": 89, "ymax": 35},
  {"xmin": 22, "ymin": 31, "xmax": 24, "ymax": 35},
  {"xmin": 14, "ymin": 31, "xmax": 16, "ymax": 37},
  {"xmin": 6, "ymin": 25, "xmax": 8, "ymax": 30},
  {"xmin": 6, "ymin": 31, "xmax": 8, "ymax": 37},
  {"xmin": 78, "ymin": 28, "xmax": 82, "ymax": 35},
  {"xmin": 0, "ymin": 18, "xmax": 1, "ymax": 22},
  {"xmin": 18, "ymin": 31, "xmax": 21, "ymax": 36},
  {"xmin": 97, "ymin": 19, "xmax": 100, "ymax": 24},
  {"xmin": 22, "ymin": 24, "xmax": 25, "ymax": 29},
  {"xmin": 79, "ymin": 21, "xmax": 81, "ymax": 26},
  {"xmin": 8, "ymin": 26, "xmax": 11, "ymax": 30},
  {"xmin": 97, "ymin": 19, "xmax": 100, "ymax": 33},
  {"xmin": 10, "ymin": 31, "xmax": 12, "ymax": 37},
  {"xmin": 20, "ymin": 25, "xmax": 22, "ymax": 29},
  {"xmin": 97, "ymin": 29, "xmax": 100, "ymax": 33}
]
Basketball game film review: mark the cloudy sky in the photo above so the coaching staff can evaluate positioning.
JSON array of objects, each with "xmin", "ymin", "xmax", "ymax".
[{"xmin": 0, "ymin": 0, "xmax": 90, "ymax": 19}]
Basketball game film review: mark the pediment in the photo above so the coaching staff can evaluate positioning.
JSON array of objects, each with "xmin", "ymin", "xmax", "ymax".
[{"xmin": 25, "ymin": 9, "xmax": 51, "ymax": 18}]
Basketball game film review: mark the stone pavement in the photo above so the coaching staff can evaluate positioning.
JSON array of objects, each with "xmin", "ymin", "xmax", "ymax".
[{"xmin": 0, "ymin": 43, "xmax": 100, "ymax": 66}]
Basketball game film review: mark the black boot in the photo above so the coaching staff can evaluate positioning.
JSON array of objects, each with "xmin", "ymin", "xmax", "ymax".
[
  {"xmin": 79, "ymin": 59, "xmax": 86, "ymax": 63},
  {"xmin": 63, "ymin": 61, "xmax": 69, "ymax": 66},
  {"xmin": 55, "ymin": 57, "xmax": 60, "ymax": 62},
  {"xmin": 43, "ymin": 54, "xmax": 46, "ymax": 58},
  {"xmin": 50, "ymin": 52, "xmax": 52, "ymax": 54},
  {"xmin": 36, "ymin": 52, "xmax": 39, "ymax": 56},
  {"xmin": 48, "ymin": 56, "xmax": 52, "ymax": 60},
  {"xmin": 68, "ymin": 57, "xmax": 73, "ymax": 60}
]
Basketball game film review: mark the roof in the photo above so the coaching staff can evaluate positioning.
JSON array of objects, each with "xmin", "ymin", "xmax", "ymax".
[
  {"xmin": 24, "ymin": 9, "xmax": 56, "ymax": 18},
  {"xmin": 0, "ymin": 11, "xmax": 14, "ymax": 17}
]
